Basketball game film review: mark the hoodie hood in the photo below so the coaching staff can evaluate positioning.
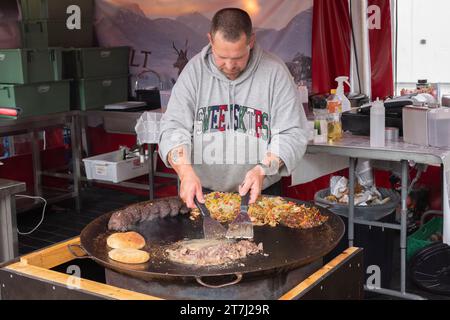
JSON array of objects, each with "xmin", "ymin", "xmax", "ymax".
[{"xmin": 201, "ymin": 42, "xmax": 264, "ymax": 85}]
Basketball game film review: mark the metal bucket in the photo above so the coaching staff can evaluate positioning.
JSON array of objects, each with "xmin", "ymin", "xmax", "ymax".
[{"xmin": 314, "ymin": 188, "xmax": 400, "ymax": 221}]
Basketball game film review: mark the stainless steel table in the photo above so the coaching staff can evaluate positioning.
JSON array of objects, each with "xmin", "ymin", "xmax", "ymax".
[
  {"xmin": 0, "ymin": 179, "xmax": 26, "ymax": 262},
  {"xmin": 0, "ymin": 111, "xmax": 82, "ymax": 213},
  {"xmin": 80, "ymin": 110, "xmax": 178, "ymax": 200},
  {"xmin": 307, "ymin": 133, "xmax": 450, "ymax": 300}
]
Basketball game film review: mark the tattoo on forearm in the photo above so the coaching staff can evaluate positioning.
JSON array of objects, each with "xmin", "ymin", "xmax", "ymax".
[
  {"xmin": 263, "ymin": 154, "xmax": 284, "ymax": 175},
  {"xmin": 170, "ymin": 147, "xmax": 184, "ymax": 164}
]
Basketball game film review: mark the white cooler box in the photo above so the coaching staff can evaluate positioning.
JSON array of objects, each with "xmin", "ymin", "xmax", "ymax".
[{"xmin": 83, "ymin": 150, "xmax": 149, "ymax": 183}]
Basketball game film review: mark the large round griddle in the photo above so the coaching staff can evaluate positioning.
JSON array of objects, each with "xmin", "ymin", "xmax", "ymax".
[{"xmin": 77, "ymin": 197, "xmax": 345, "ymax": 284}]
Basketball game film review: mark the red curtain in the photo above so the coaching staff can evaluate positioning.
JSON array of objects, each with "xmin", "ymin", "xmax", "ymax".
[
  {"xmin": 368, "ymin": 0, "xmax": 394, "ymax": 99},
  {"xmin": 312, "ymin": 0, "xmax": 351, "ymax": 94}
]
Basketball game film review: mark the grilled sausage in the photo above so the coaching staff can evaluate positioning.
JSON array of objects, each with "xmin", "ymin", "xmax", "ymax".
[
  {"xmin": 157, "ymin": 200, "xmax": 171, "ymax": 218},
  {"xmin": 168, "ymin": 198, "xmax": 183, "ymax": 217},
  {"xmin": 179, "ymin": 204, "xmax": 190, "ymax": 215},
  {"xmin": 123, "ymin": 205, "xmax": 142, "ymax": 223},
  {"xmin": 108, "ymin": 209, "xmax": 136, "ymax": 231},
  {"xmin": 140, "ymin": 201, "xmax": 160, "ymax": 222},
  {"xmin": 108, "ymin": 197, "xmax": 191, "ymax": 231}
]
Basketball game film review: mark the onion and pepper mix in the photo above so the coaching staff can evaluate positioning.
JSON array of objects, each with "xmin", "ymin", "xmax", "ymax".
[{"xmin": 190, "ymin": 192, "xmax": 328, "ymax": 229}]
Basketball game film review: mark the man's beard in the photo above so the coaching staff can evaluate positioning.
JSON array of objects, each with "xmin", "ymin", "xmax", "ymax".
[{"xmin": 221, "ymin": 69, "xmax": 242, "ymax": 80}]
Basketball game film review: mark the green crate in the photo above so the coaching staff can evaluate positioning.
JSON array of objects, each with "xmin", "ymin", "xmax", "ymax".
[
  {"xmin": 19, "ymin": 0, "xmax": 94, "ymax": 21},
  {"xmin": 0, "ymin": 80, "xmax": 70, "ymax": 117},
  {"xmin": 407, "ymin": 217, "xmax": 443, "ymax": 260},
  {"xmin": 63, "ymin": 47, "xmax": 130, "ymax": 79},
  {"xmin": 20, "ymin": 20, "xmax": 94, "ymax": 48},
  {"xmin": 0, "ymin": 48, "xmax": 62, "ymax": 84},
  {"xmin": 71, "ymin": 75, "xmax": 129, "ymax": 110}
]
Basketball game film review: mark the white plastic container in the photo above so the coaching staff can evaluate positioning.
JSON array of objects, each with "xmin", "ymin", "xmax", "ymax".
[
  {"xmin": 428, "ymin": 107, "xmax": 450, "ymax": 148},
  {"xmin": 135, "ymin": 111, "xmax": 163, "ymax": 144},
  {"xmin": 83, "ymin": 150, "xmax": 149, "ymax": 183},
  {"xmin": 370, "ymin": 98, "xmax": 385, "ymax": 147},
  {"xmin": 402, "ymin": 106, "xmax": 429, "ymax": 146}
]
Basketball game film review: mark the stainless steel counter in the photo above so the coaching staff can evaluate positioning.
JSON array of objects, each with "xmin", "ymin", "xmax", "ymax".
[
  {"xmin": 0, "ymin": 111, "xmax": 82, "ymax": 213},
  {"xmin": 0, "ymin": 111, "xmax": 80, "ymax": 136},
  {"xmin": 307, "ymin": 133, "xmax": 450, "ymax": 167},
  {"xmin": 306, "ymin": 133, "xmax": 450, "ymax": 300}
]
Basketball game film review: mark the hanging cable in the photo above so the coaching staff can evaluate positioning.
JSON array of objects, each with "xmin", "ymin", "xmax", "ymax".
[{"xmin": 15, "ymin": 195, "xmax": 47, "ymax": 235}]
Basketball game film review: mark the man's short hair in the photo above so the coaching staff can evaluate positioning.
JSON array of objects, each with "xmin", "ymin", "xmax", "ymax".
[{"xmin": 210, "ymin": 8, "xmax": 253, "ymax": 42}]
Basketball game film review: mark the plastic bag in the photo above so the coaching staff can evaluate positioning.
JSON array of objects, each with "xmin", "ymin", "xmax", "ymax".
[{"xmin": 135, "ymin": 111, "xmax": 163, "ymax": 144}]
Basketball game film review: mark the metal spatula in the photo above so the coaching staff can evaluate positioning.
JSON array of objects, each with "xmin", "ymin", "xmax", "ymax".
[
  {"xmin": 226, "ymin": 193, "xmax": 254, "ymax": 239},
  {"xmin": 194, "ymin": 196, "xmax": 227, "ymax": 239}
]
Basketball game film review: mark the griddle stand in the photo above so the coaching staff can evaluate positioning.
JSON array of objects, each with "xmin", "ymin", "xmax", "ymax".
[{"xmin": 0, "ymin": 237, "xmax": 364, "ymax": 300}]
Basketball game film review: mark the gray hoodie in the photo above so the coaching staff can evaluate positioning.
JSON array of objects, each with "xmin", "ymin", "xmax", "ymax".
[{"xmin": 158, "ymin": 43, "xmax": 308, "ymax": 192}]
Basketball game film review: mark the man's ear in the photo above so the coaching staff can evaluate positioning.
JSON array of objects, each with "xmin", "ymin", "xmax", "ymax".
[
  {"xmin": 207, "ymin": 32, "xmax": 213, "ymax": 45},
  {"xmin": 248, "ymin": 33, "xmax": 256, "ymax": 49}
]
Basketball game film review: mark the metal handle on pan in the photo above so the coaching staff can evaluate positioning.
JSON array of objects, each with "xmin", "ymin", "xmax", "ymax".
[
  {"xmin": 67, "ymin": 244, "xmax": 90, "ymax": 259},
  {"xmin": 195, "ymin": 273, "xmax": 243, "ymax": 288}
]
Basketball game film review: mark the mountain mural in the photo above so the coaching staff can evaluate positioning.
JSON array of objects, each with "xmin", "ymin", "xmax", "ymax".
[
  {"xmin": 176, "ymin": 12, "xmax": 211, "ymax": 38},
  {"xmin": 94, "ymin": 0, "xmax": 312, "ymax": 89}
]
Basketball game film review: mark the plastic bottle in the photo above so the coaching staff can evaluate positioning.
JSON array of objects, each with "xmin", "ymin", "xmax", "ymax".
[
  {"xmin": 370, "ymin": 98, "xmax": 385, "ymax": 147},
  {"xmin": 335, "ymin": 76, "xmax": 352, "ymax": 112},
  {"xmin": 327, "ymin": 89, "xmax": 342, "ymax": 113},
  {"xmin": 326, "ymin": 90, "xmax": 343, "ymax": 142}
]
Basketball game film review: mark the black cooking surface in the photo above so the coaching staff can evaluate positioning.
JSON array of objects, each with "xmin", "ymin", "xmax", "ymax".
[{"xmin": 80, "ymin": 198, "xmax": 344, "ymax": 282}]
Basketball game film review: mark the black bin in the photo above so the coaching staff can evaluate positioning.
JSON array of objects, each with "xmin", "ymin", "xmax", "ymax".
[{"xmin": 324, "ymin": 214, "xmax": 396, "ymax": 289}]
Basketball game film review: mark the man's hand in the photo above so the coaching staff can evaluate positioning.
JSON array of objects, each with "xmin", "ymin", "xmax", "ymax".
[
  {"xmin": 167, "ymin": 145, "xmax": 204, "ymax": 208},
  {"xmin": 239, "ymin": 153, "xmax": 284, "ymax": 203},
  {"xmin": 239, "ymin": 165, "xmax": 265, "ymax": 204},
  {"xmin": 179, "ymin": 169, "xmax": 205, "ymax": 209}
]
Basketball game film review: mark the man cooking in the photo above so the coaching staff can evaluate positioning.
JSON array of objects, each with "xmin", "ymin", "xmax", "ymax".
[{"xmin": 159, "ymin": 8, "xmax": 308, "ymax": 208}]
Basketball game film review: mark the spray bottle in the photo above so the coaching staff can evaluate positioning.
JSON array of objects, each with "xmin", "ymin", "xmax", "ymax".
[{"xmin": 335, "ymin": 76, "xmax": 352, "ymax": 112}]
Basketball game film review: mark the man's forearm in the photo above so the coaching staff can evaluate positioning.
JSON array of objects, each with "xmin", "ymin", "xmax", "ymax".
[
  {"xmin": 167, "ymin": 145, "xmax": 194, "ymax": 179},
  {"xmin": 262, "ymin": 152, "xmax": 284, "ymax": 168},
  {"xmin": 257, "ymin": 152, "xmax": 284, "ymax": 176}
]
